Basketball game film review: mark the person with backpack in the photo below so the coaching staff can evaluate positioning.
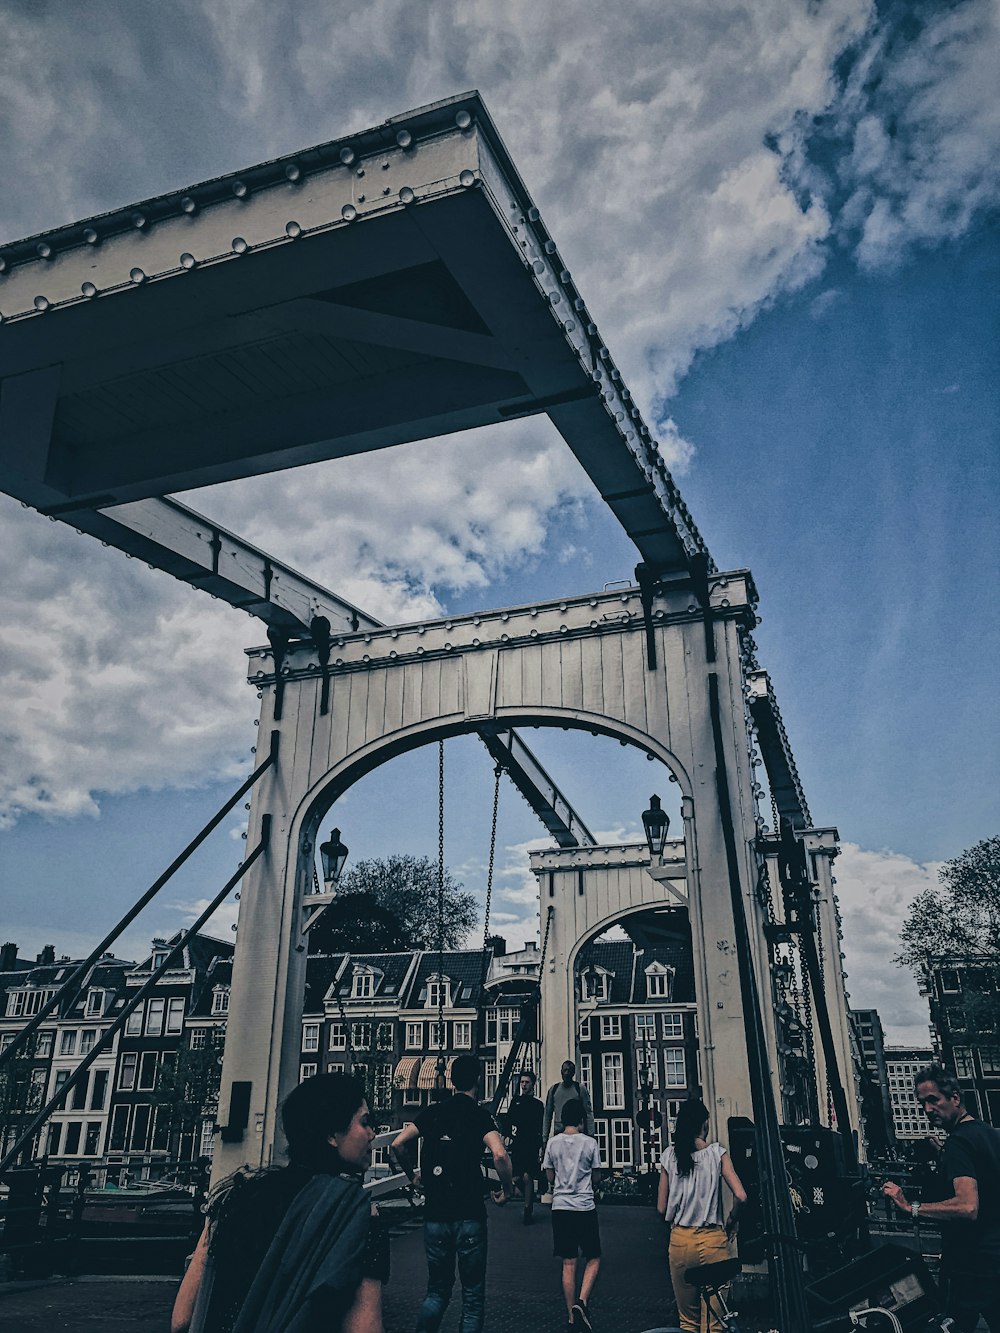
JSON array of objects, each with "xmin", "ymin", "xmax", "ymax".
[
  {"xmin": 884, "ymin": 1064, "xmax": 1000, "ymax": 1331},
  {"xmin": 543, "ymin": 1097, "xmax": 603, "ymax": 1331},
  {"xmin": 391, "ymin": 1054, "xmax": 513, "ymax": 1333},
  {"xmin": 543, "ymin": 1061, "xmax": 596, "ymax": 1141}
]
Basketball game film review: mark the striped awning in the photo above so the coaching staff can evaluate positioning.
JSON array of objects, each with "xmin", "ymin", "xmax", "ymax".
[
  {"xmin": 393, "ymin": 1056, "xmax": 421, "ymax": 1090},
  {"xmin": 417, "ymin": 1056, "xmax": 454, "ymax": 1090}
]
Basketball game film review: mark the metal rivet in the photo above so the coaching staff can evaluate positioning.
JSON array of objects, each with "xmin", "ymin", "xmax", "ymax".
[
  {"xmin": 285, "ymin": 221, "xmax": 302, "ymax": 239},
  {"xmin": 232, "ymin": 180, "xmax": 248, "ymax": 198},
  {"xmin": 181, "ymin": 196, "xmax": 196, "ymax": 214},
  {"xmin": 0, "ymin": 257, "xmax": 7, "ymax": 273},
  {"xmin": 544, "ymin": 240, "xmax": 557, "ymax": 255},
  {"xmin": 339, "ymin": 146, "xmax": 356, "ymax": 165},
  {"xmin": 459, "ymin": 170, "xmax": 475, "ymax": 188},
  {"xmin": 82, "ymin": 228, "xmax": 98, "ymax": 247},
  {"xmin": 34, "ymin": 295, "xmax": 50, "ymax": 311},
  {"xmin": 232, "ymin": 237, "xmax": 248, "ymax": 254},
  {"xmin": 284, "ymin": 163, "xmax": 301, "ymax": 182},
  {"xmin": 341, "ymin": 204, "xmax": 358, "ymax": 222},
  {"xmin": 81, "ymin": 281, "xmax": 97, "ymax": 297},
  {"xmin": 455, "ymin": 110, "xmax": 472, "ymax": 129},
  {"xmin": 399, "ymin": 186, "xmax": 415, "ymax": 205},
  {"xmin": 36, "ymin": 242, "xmax": 52, "ymax": 259},
  {"xmin": 180, "ymin": 253, "xmax": 196, "ymax": 270},
  {"xmin": 396, "ymin": 129, "xmax": 413, "ymax": 148},
  {"xmin": 130, "ymin": 267, "xmax": 146, "ymax": 284},
  {"xmin": 132, "ymin": 212, "xmax": 147, "ymax": 229},
  {"xmin": 527, "ymin": 207, "xmax": 540, "ymax": 222}
]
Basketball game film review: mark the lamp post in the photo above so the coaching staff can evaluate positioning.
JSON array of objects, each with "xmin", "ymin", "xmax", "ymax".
[
  {"xmin": 641, "ymin": 795, "xmax": 670, "ymax": 861},
  {"xmin": 319, "ymin": 828, "xmax": 349, "ymax": 891}
]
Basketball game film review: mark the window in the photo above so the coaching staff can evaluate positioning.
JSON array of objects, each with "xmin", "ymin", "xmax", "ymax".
[
  {"xmin": 152, "ymin": 951, "xmax": 169, "ymax": 970},
  {"xmin": 60, "ymin": 1030, "xmax": 78, "ymax": 1056},
  {"xmin": 79, "ymin": 1029, "xmax": 97, "ymax": 1056},
  {"xmin": 119, "ymin": 1052, "xmax": 138, "ymax": 1090},
  {"xmin": 953, "ymin": 1047, "xmax": 975, "ymax": 1078},
  {"xmin": 53, "ymin": 1069, "xmax": 71, "ymax": 1099},
  {"xmin": 484, "ymin": 1059, "xmax": 498, "ymax": 1100},
  {"xmin": 300, "ymin": 1063, "xmax": 318, "ymax": 1081},
  {"xmin": 612, "ymin": 1118, "xmax": 633, "ymax": 1167},
  {"xmin": 594, "ymin": 1120, "xmax": 609, "ymax": 1167},
  {"xmin": 191, "ymin": 1030, "xmax": 207, "ymax": 1050},
  {"xmin": 579, "ymin": 1016, "xmax": 592, "ymax": 1041},
  {"xmin": 429, "ymin": 1022, "xmax": 446, "ymax": 1051},
  {"xmin": 602, "ymin": 1053, "xmax": 625, "ymax": 1110},
  {"xmin": 352, "ymin": 971, "xmax": 374, "ymax": 1000},
  {"xmin": 661, "ymin": 1012, "xmax": 685, "ymax": 1040},
  {"xmin": 635, "ymin": 1014, "xmax": 656, "ymax": 1040},
  {"xmin": 166, "ymin": 997, "xmax": 185, "ymax": 1034},
  {"xmin": 664, "ymin": 1048, "xmax": 686, "ymax": 1088},
  {"xmin": 636, "ymin": 1047, "xmax": 659, "ymax": 1090},
  {"xmin": 46, "ymin": 1123, "xmax": 62, "ymax": 1157},
  {"xmin": 212, "ymin": 989, "xmax": 230, "ymax": 1016},
  {"xmin": 426, "ymin": 980, "xmax": 451, "ymax": 1010},
  {"xmin": 376, "ymin": 1022, "xmax": 393, "ymax": 1052},
  {"xmin": 940, "ymin": 970, "xmax": 961, "ymax": 993},
  {"xmin": 600, "ymin": 1015, "xmax": 622, "ymax": 1041},
  {"xmin": 36, "ymin": 1032, "xmax": 53, "ymax": 1058},
  {"xmin": 86, "ymin": 990, "xmax": 104, "ymax": 1017},
  {"xmin": 582, "ymin": 969, "xmax": 609, "ymax": 1002},
  {"xmin": 453, "ymin": 1020, "xmax": 472, "ymax": 1049},
  {"xmin": 302, "ymin": 1023, "xmax": 320, "ymax": 1053},
  {"xmin": 329, "ymin": 1023, "xmax": 346, "ymax": 1051},
  {"xmin": 374, "ymin": 1064, "xmax": 393, "ymax": 1111},
  {"xmin": 126, "ymin": 1005, "xmax": 144, "ymax": 1035},
  {"xmin": 646, "ymin": 968, "xmax": 671, "ymax": 999},
  {"xmin": 84, "ymin": 1122, "xmax": 101, "ymax": 1155},
  {"xmin": 327, "ymin": 1062, "xmax": 345, "ymax": 1075},
  {"xmin": 200, "ymin": 1120, "xmax": 216, "ymax": 1159},
  {"xmin": 640, "ymin": 1125, "xmax": 664, "ymax": 1166},
  {"xmin": 406, "ymin": 1023, "xmax": 423, "ymax": 1049},
  {"xmin": 138, "ymin": 1051, "xmax": 158, "ymax": 1091},
  {"xmin": 130, "ymin": 1105, "xmax": 151, "ymax": 1151},
  {"xmin": 70, "ymin": 1073, "xmax": 89, "ymax": 1110},
  {"xmin": 108, "ymin": 1105, "xmax": 129, "ymax": 1152},
  {"xmin": 146, "ymin": 998, "xmax": 166, "ymax": 1036},
  {"xmin": 351, "ymin": 1022, "xmax": 372, "ymax": 1050},
  {"xmin": 64, "ymin": 1122, "xmax": 82, "ymax": 1155},
  {"xmin": 979, "ymin": 1048, "xmax": 1000, "ymax": 1075},
  {"xmin": 579, "ymin": 1053, "xmax": 593, "ymax": 1097},
  {"xmin": 5, "ymin": 988, "xmax": 55, "ymax": 1018},
  {"xmin": 27, "ymin": 1067, "xmax": 46, "ymax": 1110},
  {"xmin": 90, "ymin": 1070, "xmax": 109, "ymax": 1111}
]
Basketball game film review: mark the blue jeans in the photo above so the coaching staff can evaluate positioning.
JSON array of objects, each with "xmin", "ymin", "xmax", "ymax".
[{"xmin": 415, "ymin": 1218, "xmax": 488, "ymax": 1333}]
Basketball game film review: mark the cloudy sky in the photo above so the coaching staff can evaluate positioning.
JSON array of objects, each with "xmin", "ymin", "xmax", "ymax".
[{"xmin": 1, "ymin": 0, "xmax": 997, "ymax": 1045}]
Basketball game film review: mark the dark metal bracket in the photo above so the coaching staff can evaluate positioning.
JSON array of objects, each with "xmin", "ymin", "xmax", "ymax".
[
  {"xmin": 310, "ymin": 615, "xmax": 333, "ymax": 715},
  {"xmin": 689, "ymin": 552, "xmax": 716, "ymax": 663},
  {"xmin": 635, "ymin": 561, "xmax": 664, "ymax": 670}
]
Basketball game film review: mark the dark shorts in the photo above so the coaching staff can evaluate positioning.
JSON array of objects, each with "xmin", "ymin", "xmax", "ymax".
[
  {"xmin": 511, "ymin": 1142, "xmax": 541, "ymax": 1177},
  {"xmin": 552, "ymin": 1207, "xmax": 601, "ymax": 1259}
]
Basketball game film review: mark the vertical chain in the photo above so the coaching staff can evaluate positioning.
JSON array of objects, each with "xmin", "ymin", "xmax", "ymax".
[
  {"xmin": 479, "ymin": 765, "xmax": 502, "ymax": 988},
  {"xmin": 435, "ymin": 740, "xmax": 446, "ymax": 1088}
]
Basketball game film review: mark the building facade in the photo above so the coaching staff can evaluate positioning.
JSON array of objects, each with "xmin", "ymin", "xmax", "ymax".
[
  {"xmin": 922, "ymin": 955, "xmax": 1000, "ymax": 1126},
  {"xmin": 883, "ymin": 1047, "xmax": 935, "ymax": 1142}
]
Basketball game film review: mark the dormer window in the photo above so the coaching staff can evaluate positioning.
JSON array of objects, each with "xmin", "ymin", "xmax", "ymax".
[
  {"xmin": 152, "ymin": 951, "xmax": 169, "ymax": 970},
  {"xmin": 352, "ymin": 970, "xmax": 375, "ymax": 1000},
  {"xmin": 86, "ymin": 990, "xmax": 105, "ymax": 1017},
  {"xmin": 645, "ymin": 963, "xmax": 675, "ymax": 1000},
  {"xmin": 426, "ymin": 978, "xmax": 451, "ymax": 1010},
  {"xmin": 581, "ymin": 966, "xmax": 610, "ymax": 1003},
  {"xmin": 212, "ymin": 988, "xmax": 230, "ymax": 1015}
]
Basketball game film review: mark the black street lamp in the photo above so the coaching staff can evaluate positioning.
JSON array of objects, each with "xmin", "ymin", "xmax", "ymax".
[
  {"xmin": 319, "ymin": 828, "xmax": 349, "ymax": 890},
  {"xmin": 642, "ymin": 795, "xmax": 670, "ymax": 859}
]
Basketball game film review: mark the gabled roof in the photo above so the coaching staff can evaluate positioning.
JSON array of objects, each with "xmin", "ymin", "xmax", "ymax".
[
  {"xmin": 577, "ymin": 940, "xmax": 634, "ymax": 1005},
  {"xmin": 403, "ymin": 950, "xmax": 488, "ymax": 1009}
]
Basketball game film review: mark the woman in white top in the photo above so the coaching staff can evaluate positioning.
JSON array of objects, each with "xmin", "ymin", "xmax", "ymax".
[{"xmin": 656, "ymin": 1098, "xmax": 747, "ymax": 1332}]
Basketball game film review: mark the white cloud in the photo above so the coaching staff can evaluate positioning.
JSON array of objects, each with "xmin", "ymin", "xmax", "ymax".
[{"xmin": 834, "ymin": 842, "xmax": 943, "ymax": 1044}]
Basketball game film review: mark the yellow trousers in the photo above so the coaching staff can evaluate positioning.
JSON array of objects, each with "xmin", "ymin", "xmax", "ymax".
[{"xmin": 667, "ymin": 1224, "xmax": 732, "ymax": 1333}]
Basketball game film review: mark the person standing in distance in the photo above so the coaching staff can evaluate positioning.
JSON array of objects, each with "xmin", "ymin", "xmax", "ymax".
[
  {"xmin": 543, "ymin": 1061, "xmax": 595, "ymax": 1142},
  {"xmin": 506, "ymin": 1070, "xmax": 545, "ymax": 1224},
  {"xmin": 883, "ymin": 1064, "xmax": 1000, "ymax": 1331},
  {"xmin": 543, "ymin": 1097, "xmax": 603, "ymax": 1332},
  {"xmin": 657, "ymin": 1098, "xmax": 745, "ymax": 1333},
  {"xmin": 391, "ymin": 1054, "xmax": 514, "ymax": 1333}
]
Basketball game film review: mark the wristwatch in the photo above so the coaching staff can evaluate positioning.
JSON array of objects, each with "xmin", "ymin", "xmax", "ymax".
[{"xmin": 911, "ymin": 1202, "xmax": 921, "ymax": 1220}]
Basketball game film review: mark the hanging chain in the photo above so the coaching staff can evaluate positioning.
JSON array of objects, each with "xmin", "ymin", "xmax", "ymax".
[
  {"xmin": 435, "ymin": 740, "xmax": 447, "ymax": 1087},
  {"xmin": 479, "ymin": 765, "xmax": 502, "ymax": 988}
]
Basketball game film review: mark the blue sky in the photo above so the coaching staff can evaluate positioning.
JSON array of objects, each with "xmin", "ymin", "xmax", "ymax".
[{"xmin": 0, "ymin": 0, "xmax": 997, "ymax": 1043}]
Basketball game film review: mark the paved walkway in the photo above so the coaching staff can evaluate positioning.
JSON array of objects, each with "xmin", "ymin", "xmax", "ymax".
[{"xmin": 0, "ymin": 1203, "xmax": 681, "ymax": 1333}]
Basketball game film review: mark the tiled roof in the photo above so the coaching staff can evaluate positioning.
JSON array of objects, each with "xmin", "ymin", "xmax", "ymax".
[
  {"xmin": 403, "ymin": 949, "xmax": 490, "ymax": 1008},
  {"xmin": 577, "ymin": 940, "xmax": 635, "ymax": 1005},
  {"xmin": 331, "ymin": 952, "xmax": 414, "ymax": 1001},
  {"xmin": 189, "ymin": 958, "xmax": 234, "ymax": 1017},
  {"xmin": 305, "ymin": 954, "xmax": 347, "ymax": 1014},
  {"xmin": 631, "ymin": 939, "xmax": 695, "ymax": 1005}
]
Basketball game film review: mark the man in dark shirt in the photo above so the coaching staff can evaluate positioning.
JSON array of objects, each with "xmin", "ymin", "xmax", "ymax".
[
  {"xmin": 505, "ymin": 1070, "xmax": 545, "ymax": 1224},
  {"xmin": 392, "ymin": 1054, "xmax": 513, "ymax": 1333},
  {"xmin": 884, "ymin": 1064, "xmax": 1000, "ymax": 1331}
]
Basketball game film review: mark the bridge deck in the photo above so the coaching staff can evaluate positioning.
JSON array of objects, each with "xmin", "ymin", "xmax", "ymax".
[{"xmin": 0, "ymin": 1203, "xmax": 683, "ymax": 1332}]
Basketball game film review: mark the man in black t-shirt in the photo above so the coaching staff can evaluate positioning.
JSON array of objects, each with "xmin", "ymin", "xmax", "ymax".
[
  {"xmin": 884, "ymin": 1064, "xmax": 1000, "ymax": 1331},
  {"xmin": 505, "ymin": 1070, "xmax": 545, "ymax": 1224},
  {"xmin": 392, "ymin": 1054, "xmax": 514, "ymax": 1333}
]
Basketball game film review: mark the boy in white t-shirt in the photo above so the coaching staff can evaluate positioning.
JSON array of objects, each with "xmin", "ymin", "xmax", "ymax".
[{"xmin": 542, "ymin": 1097, "xmax": 602, "ymax": 1332}]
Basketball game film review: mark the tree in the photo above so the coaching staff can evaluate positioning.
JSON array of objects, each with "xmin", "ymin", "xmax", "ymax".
[
  {"xmin": 313, "ymin": 854, "xmax": 478, "ymax": 951},
  {"xmin": 153, "ymin": 1028, "xmax": 225, "ymax": 1164},
  {"xmin": 896, "ymin": 834, "xmax": 1000, "ymax": 1031}
]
